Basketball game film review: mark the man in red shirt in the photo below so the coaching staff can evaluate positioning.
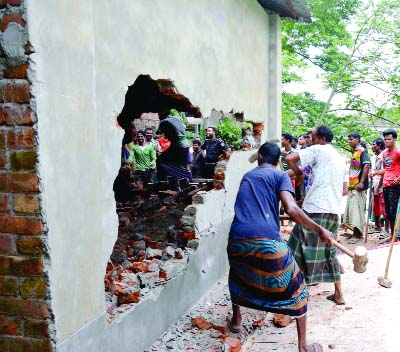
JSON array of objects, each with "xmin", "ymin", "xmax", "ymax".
[{"xmin": 371, "ymin": 129, "xmax": 400, "ymax": 242}]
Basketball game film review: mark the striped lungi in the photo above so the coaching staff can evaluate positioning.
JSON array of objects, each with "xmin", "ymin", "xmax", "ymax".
[
  {"xmin": 227, "ymin": 238, "xmax": 308, "ymax": 317},
  {"xmin": 288, "ymin": 212, "xmax": 340, "ymax": 284}
]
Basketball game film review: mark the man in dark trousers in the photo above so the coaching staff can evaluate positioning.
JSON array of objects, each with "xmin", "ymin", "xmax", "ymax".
[{"xmin": 201, "ymin": 126, "xmax": 226, "ymax": 178}]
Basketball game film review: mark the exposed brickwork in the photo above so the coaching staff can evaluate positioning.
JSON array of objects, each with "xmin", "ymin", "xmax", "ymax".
[
  {"xmin": 0, "ymin": 1, "xmax": 53, "ymax": 350},
  {"xmin": 106, "ymin": 176, "xmax": 213, "ymax": 319}
]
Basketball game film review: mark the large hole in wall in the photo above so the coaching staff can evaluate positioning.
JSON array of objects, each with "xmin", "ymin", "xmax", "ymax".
[{"xmin": 104, "ymin": 75, "xmax": 263, "ymax": 321}]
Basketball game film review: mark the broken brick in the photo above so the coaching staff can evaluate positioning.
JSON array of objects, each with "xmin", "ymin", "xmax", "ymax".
[
  {"xmin": 272, "ymin": 314, "xmax": 292, "ymax": 327},
  {"xmin": 192, "ymin": 317, "xmax": 212, "ymax": 330}
]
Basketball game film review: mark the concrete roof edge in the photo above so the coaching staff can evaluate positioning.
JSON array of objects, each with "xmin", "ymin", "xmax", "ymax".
[{"xmin": 257, "ymin": 0, "xmax": 312, "ymax": 23}]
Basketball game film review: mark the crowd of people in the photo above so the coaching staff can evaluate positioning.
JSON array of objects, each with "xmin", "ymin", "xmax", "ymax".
[
  {"xmin": 114, "ymin": 115, "xmax": 230, "ymax": 202},
  {"xmin": 227, "ymin": 126, "xmax": 400, "ymax": 352}
]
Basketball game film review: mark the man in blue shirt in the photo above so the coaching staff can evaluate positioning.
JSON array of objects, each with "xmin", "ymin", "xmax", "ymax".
[{"xmin": 227, "ymin": 142, "xmax": 332, "ymax": 352}]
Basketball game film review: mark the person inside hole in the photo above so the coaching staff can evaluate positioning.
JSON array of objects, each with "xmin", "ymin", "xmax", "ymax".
[
  {"xmin": 191, "ymin": 139, "xmax": 205, "ymax": 178},
  {"xmin": 156, "ymin": 114, "xmax": 192, "ymax": 180},
  {"xmin": 113, "ymin": 165, "xmax": 134, "ymax": 204},
  {"xmin": 126, "ymin": 130, "xmax": 157, "ymax": 182}
]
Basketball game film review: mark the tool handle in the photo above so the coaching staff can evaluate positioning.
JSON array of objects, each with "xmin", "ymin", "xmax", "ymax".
[
  {"xmin": 332, "ymin": 240, "xmax": 354, "ymax": 258},
  {"xmin": 384, "ymin": 228, "xmax": 397, "ymax": 279}
]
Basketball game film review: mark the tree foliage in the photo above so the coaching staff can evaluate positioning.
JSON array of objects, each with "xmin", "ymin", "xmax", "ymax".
[{"xmin": 281, "ymin": 0, "xmax": 400, "ymax": 151}]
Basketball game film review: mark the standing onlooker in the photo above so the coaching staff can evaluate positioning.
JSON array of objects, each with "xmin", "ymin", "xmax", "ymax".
[
  {"xmin": 304, "ymin": 131, "xmax": 313, "ymax": 147},
  {"xmin": 286, "ymin": 125, "xmax": 348, "ymax": 305},
  {"xmin": 370, "ymin": 129, "xmax": 400, "ymax": 242},
  {"xmin": 298, "ymin": 134, "xmax": 307, "ymax": 149},
  {"xmin": 127, "ymin": 130, "xmax": 157, "ymax": 181},
  {"xmin": 144, "ymin": 127, "xmax": 158, "ymax": 149},
  {"xmin": 201, "ymin": 127, "xmax": 226, "ymax": 179},
  {"xmin": 280, "ymin": 133, "xmax": 294, "ymax": 171},
  {"xmin": 291, "ymin": 136, "xmax": 300, "ymax": 150},
  {"xmin": 344, "ymin": 132, "xmax": 371, "ymax": 241},
  {"xmin": 156, "ymin": 115, "xmax": 191, "ymax": 180},
  {"xmin": 370, "ymin": 138, "xmax": 389, "ymax": 236},
  {"xmin": 191, "ymin": 139, "xmax": 204, "ymax": 178}
]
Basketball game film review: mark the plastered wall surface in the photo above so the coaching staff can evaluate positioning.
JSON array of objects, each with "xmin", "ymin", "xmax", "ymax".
[{"xmin": 25, "ymin": 0, "xmax": 270, "ymax": 345}]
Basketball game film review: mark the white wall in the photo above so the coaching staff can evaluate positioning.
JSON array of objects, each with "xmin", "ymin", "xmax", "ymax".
[{"xmin": 25, "ymin": 0, "xmax": 270, "ymax": 344}]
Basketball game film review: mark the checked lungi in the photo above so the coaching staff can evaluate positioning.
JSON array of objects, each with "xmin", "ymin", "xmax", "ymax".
[
  {"xmin": 288, "ymin": 212, "xmax": 340, "ymax": 284},
  {"xmin": 227, "ymin": 237, "xmax": 308, "ymax": 317}
]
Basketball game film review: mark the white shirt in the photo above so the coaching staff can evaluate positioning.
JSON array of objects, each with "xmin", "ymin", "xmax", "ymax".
[{"xmin": 298, "ymin": 144, "xmax": 347, "ymax": 214}]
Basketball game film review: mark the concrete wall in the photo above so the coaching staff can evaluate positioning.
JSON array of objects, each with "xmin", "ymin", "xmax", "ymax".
[{"xmin": 25, "ymin": 0, "xmax": 272, "ymax": 347}]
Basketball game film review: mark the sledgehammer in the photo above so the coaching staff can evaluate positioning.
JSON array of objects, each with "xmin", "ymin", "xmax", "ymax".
[{"xmin": 333, "ymin": 240, "xmax": 368, "ymax": 273}]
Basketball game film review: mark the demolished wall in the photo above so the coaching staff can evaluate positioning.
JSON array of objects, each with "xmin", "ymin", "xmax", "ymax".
[{"xmin": 22, "ymin": 0, "xmax": 273, "ymax": 349}]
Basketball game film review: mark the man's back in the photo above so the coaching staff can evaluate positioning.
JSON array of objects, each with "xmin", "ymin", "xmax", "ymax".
[
  {"xmin": 230, "ymin": 165, "xmax": 293, "ymax": 240},
  {"xmin": 299, "ymin": 144, "xmax": 346, "ymax": 214}
]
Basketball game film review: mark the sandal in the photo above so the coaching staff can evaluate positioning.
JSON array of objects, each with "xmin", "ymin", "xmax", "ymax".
[
  {"xmin": 307, "ymin": 343, "xmax": 323, "ymax": 352},
  {"xmin": 326, "ymin": 294, "xmax": 345, "ymax": 305},
  {"xmin": 226, "ymin": 317, "xmax": 240, "ymax": 333}
]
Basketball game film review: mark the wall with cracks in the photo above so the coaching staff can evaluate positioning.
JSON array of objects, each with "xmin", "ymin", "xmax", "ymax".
[
  {"xmin": 58, "ymin": 150, "xmax": 254, "ymax": 352},
  {"xmin": 22, "ymin": 0, "xmax": 277, "ymax": 349}
]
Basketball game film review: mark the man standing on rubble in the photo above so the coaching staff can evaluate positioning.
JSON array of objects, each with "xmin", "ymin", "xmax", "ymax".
[
  {"xmin": 285, "ymin": 125, "xmax": 348, "ymax": 306},
  {"xmin": 227, "ymin": 141, "xmax": 330, "ymax": 352},
  {"xmin": 201, "ymin": 127, "xmax": 226, "ymax": 178}
]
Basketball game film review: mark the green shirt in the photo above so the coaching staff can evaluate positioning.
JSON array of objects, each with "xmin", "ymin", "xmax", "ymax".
[{"xmin": 127, "ymin": 143, "xmax": 156, "ymax": 171}]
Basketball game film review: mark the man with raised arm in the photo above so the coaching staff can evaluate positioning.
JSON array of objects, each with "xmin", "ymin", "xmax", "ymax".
[
  {"xmin": 227, "ymin": 141, "xmax": 331, "ymax": 352},
  {"xmin": 285, "ymin": 125, "xmax": 348, "ymax": 306}
]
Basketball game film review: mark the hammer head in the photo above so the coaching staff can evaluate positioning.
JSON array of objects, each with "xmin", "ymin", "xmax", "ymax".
[{"xmin": 353, "ymin": 246, "xmax": 368, "ymax": 273}]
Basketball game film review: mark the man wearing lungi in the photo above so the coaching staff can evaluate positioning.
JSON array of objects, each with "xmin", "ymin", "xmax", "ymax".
[
  {"xmin": 228, "ymin": 141, "xmax": 332, "ymax": 352},
  {"xmin": 343, "ymin": 132, "xmax": 371, "ymax": 241},
  {"xmin": 285, "ymin": 126, "xmax": 348, "ymax": 306}
]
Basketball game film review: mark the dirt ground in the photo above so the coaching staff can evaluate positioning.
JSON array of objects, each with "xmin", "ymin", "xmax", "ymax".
[{"xmin": 149, "ymin": 224, "xmax": 400, "ymax": 352}]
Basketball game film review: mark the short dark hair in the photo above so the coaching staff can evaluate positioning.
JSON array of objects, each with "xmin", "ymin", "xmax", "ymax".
[
  {"xmin": 302, "ymin": 134, "xmax": 310, "ymax": 139},
  {"xmin": 207, "ymin": 126, "xmax": 216, "ymax": 133},
  {"xmin": 193, "ymin": 139, "xmax": 201, "ymax": 146},
  {"xmin": 137, "ymin": 130, "xmax": 145, "ymax": 136},
  {"xmin": 281, "ymin": 133, "xmax": 293, "ymax": 143},
  {"xmin": 258, "ymin": 142, "xmax": 281, "ymax": 165},
  {"xmin": 292, "ymin": 136, "xmax": 298, "ymax": 143},
  {"xmin": 348, "ymin": 131, "xmax": 361, "ymax": 140},
  {"xmin": 144, "ymin": 127, "xmax": 153, "ymax": 133},
  {"xmin": 316, "ymin": 125, "xmax": 334, "ymax": 143},
  {"xmin": 373, "ymin": 138, "xmax": 385, "ymax": 150},
  {"xmin": 383, "ymin": 129, "xmax": 397, "ymax": 139}
]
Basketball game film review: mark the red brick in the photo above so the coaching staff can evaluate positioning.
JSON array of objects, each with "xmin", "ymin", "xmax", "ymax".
[
  {"xmin": 0, "ymin": 336, "xmax": 51, "ymax": 352},
  {"xmin": 183, "ymin": 232, "xmax": 196, "ymax": 240},
  {"xmin": 0, "ymin": 172, "xmax": 6, "ymax": 191},
  {"xmin": 20, "ymin": 278, "xmax": 46, "ymax": 298},
  {"xmin": 0, "ymin": 130, "xmax": 5, "ymax": 147},
  {"xmin": 0, "ymin": 315, "xmax": 21, "ymax": 335},
  {"xmin": 0, "ymin": 234, "xmax": 15, "ymax": 254},
  {"xmin": 0, "ymin": 148, "xmax": 6, "ymax": 168},
  {"xmin": 7, "ymin": 127, "xmax": 35, "ymax": 148},
  {"xmin": 0, "ymin": 256, "xmax": 10, "ymax": 274},
  {"xmin": 0, "ymin": 297, "xmax": 49, "ymax": 319},
  {"xmin": 0, "ymin": 214, "xmax": 43, "ymax": 235},
  {"xmin": 10, "ymin": 150, "xmax": 36, "ymax": 170},
  {"xmin": 0, "ymin": 1, "xmax": 22, "ymax": 8},
  {"xmin": 16, "ymin": 236, "xmax": 43, "ymax": 255},
  {"xmin": 13, "ymin": 194, "xmax": 39, "ymax": 214},
  {"xmin": 24, "ymin": 319, "xmax": 49, "ymax": 338},
  {"xmin": 4, "ymin": 105, "xmax": 35, "ymax": 126},
  {"xmin": 0, "ymin": 276, "xmax": 18, "ymax": 295},
  {"xmin": 8, "ymin": 172, "xmax": 39, "ymax": 192},
  {"xmin": 0, "ymin": 12, "xmax": 26, "ymax": 32},
  {"xmin": 10, "ymin": 256, "xmax": 45, "ymax": 276},
  {"xmin": 0, "ymin": 83, "xmax": 30, "ymax": 103}
]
